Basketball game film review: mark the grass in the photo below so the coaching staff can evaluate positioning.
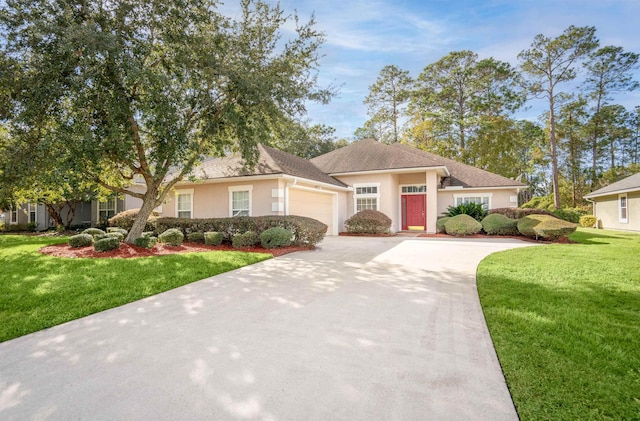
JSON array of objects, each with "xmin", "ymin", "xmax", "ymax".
[
  {"xmin": 477, "ymin": 228, "xmax": 640, "ymax": 420},
  {"xmin": 0, "ymin": 234, "xmax": 271, "ymax": 343}
]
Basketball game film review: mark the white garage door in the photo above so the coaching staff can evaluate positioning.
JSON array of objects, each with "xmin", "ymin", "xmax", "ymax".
[{"xmin": 289, "ymin": 189, "xmax": 335, "ymax": 235}]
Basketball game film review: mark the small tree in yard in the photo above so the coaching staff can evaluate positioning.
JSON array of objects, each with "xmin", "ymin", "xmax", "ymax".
[{"xmin": 0, "ymin": 0, "xmax": 332, "ymax": 242}]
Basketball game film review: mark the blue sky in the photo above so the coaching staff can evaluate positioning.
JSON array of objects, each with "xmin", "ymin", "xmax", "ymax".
[{"xmin": 265, "ymin": 0, "xmax": 640, "ymax": 139}]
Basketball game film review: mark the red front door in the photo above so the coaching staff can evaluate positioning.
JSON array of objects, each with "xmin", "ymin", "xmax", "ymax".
[{"xmin": 402, "ymin": 194, "xmax": 426, "ymax": 230}]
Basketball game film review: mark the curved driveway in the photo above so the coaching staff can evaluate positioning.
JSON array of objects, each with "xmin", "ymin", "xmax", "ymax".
[{"xmin": 0, "ymin": 236, "xmax": 534, "ymax": 420}]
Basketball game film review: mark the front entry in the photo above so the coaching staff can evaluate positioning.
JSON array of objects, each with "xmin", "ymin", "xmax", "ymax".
[{"xmin": 401, "ymin": 194, "xmax": 426, "ymax": 230}]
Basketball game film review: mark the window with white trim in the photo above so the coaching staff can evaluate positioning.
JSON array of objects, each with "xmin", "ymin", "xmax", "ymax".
[
  {"xmin": 176, "ymin": 191, "xmax": 193, "ymax": 219},
  {"xmin": 619, "ymin": 194, "xmax": 628, "ymax": 223},
  {"xmin": 10, "ymin": 206, "xmax": 18, "ymax": 224},
  {"xmin": 454, "ymin": 194, "xmax": 491, "ymax": 211},
  {"xmin": 28, "ymin": 203, "xmax": 37, "ymax": 224},
  {"xmin": 228, "ymin": 185, "xmax": 252, "ymax": 217},
  {"xmin": 99, "ymin": 198, "xmax": 116, "ymax": 221},
  {"xmin": 354, "ymin": 183, "xmax": 380, "ymax": 211}
]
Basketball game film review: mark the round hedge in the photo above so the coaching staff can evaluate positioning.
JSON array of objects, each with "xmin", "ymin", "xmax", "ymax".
[
  {"xmin": 444, "ymin": 214, "xmax": 482, "ymax": 236},
  {"xmin": 204, "ymin": 231, "xmax": 223, "ymax": 246},
  {"xmin": 82, "ymin": 228, "xmax": 106, "ymax": 237},
  {"xmin": 517, "ymin": 214, "xmax": 577, "ymax": 240},
  {"xmin": 133, "ymin": 236, "xmax": 157, "ymax": 249},
  {"xmin": 261, "ymin": 227, "xmax": 293, "ymax": 249},
  {"xmin": 481, "ymin": 214, "xmax": 519, "ymax": 236},
  {"xmin": 436, "ymin": 217, "xmax": 451, "ymax": 233},
  {"xmin": 94, "ymin": 237, "xmax": 120, "ymax": 252},
  {"xmin": 344, "ymin": 210, "xmax": 392, "ymax": 234},
  {"xmin": 69, "ymin": 233, "xmax": 94, "ymax": 248},
  {"xmin": 158, "ymin": 228, "xmax": 184, "ymax": 246}
]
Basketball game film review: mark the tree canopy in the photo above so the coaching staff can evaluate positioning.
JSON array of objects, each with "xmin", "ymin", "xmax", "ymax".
[{"xmin": 0, "ymin": 0, "xmax": 332, "ymax": 240}]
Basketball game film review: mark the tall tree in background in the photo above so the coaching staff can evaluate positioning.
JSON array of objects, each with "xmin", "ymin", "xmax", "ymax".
[
  {"xmin": 275, "ymin": 121, "xmax": 347, "ymax": 159},
  {"xmin": 354, "ymin": 117, "xmax": 390, "ymax": 142},
  {"xmin": 361, "ymin": 65, "xmax": 413, "ymax": 143},
  {"xmin": 556, "ymin": 98, "xmax": 589, "ymax": 206},
  {"xmin": 409, "ymin": 50, "xmax": 523, "ymax": 163},
  {"xmin": 0, "ymin": 0, "xmax": 332, "ymax": 241},
  {"xmin": 583, "ymin": 46, "xmax": 639, "ymax": 185},
  {"xmin": 519, "ymin": 25, "xmax": 599, "ymax": 208}
]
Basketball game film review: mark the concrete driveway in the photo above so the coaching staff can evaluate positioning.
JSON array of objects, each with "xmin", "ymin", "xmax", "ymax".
[{"xmin": 0, "ymin": 236, "xmax": 534, "ymax": 420}]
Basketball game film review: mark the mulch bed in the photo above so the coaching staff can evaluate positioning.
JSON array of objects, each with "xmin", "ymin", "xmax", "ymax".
[{"xmin": 39, "ymin": 242, "xmax": 311, "ymax": 259}]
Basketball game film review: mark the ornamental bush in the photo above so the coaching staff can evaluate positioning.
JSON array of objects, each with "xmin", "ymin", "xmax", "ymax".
[
  {"xmin": 82, "ymin": 227, "xmax": 106, "ymax": 237},
  {"xmin": 155, "ymin": 215, "xmax": 326, "ymax": 246},
  {"xmin": 344, "ymin": 210, "xmax": 392, "ymax": 234},
  {"xmin": 232, "ymin": 231, "xmax": 259, "ymax": 249},
  {"xmin": 261, "ymin": 227, "xmax": 293, "ymax": 249},
  {"xmin": 94, "ymin": 237, "xmax": 120, "ymax": 252},
  {"xmin": 158, "ymin": 228, "xmax": 184, "ymax": 246},
  {"xmin": 481, "ymin": 214, "xmax": 519, "ymax": 236},
  {"xmin": 106, "ymin": 227, "xmax": 128, "ymax": 236},
  {"xmin": 204, "ymin": 231, "xmax": 223, "ymax": 246},
  {"xmin": 579, "ymin": 215, "xmax": 598, "ymax": 228},
  {"xmin": 133, "ymin": 236, "xmax": 157, "ymax": 249},
  {"xmin": 108, "ymin": 208, "xmax": 158, "ymax": 232},
  {"xmin": 446, "ymin": 202, "xmax": 487, "ymax": 222},
  {"xmin": 95, "ymin": 232, "xmax": 125, "ymax": 242},
  {"xmin": 444, "ymin": 214, "xmax": 482, "ymax": 236},
  {"xmin": 488, "ymin": 207, "xmax": 554, "ymax": 219},
  {"xmin": 68, "ymin": 233, "xmax": 94, "ymax": 248},
  {"xmin": 436, "ymin": 217, "xmax": 450, "ymax": 233},
  {"xmin": 517, "ymin": 215, "xmax": 577, "ymax": 240},
  {"xmin": 186, "ymin": 232, "xmax": 205, "ymax": 243}
]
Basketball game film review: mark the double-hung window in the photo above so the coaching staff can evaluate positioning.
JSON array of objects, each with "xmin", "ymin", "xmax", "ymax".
[
  {"xmin": 454, "ymin": 194, "xmax": 491, "ymax": 211},
  {"xmin": 28, "ymin": 203, "xmax": 37, "ymax": 224},
  {"xmin": 10, "ymin": 206, "xmax": 18, "ymax": 224},
  {"xmin": 619, "ymin": 194, "xmax": 628, "ymax": 223},
  {"xmin": 99, "ymin": 198, "xmax": 116, "ymax": 221},
  {"xmin": 229, "ymin": 185, "xmax": 252, "ymax": 217},
  {"xmin": 176, "ymin": 190, "xmax": 193, "ymax": 219},
  {"xmin": 354, "ymin": 183, "xmax": 380, "ymax": 212}
]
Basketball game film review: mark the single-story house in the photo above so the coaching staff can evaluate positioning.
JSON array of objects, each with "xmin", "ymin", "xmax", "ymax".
[
  {"xmin": 584, "ymin": 172, "xmax": 640, "ymax": 232},
  {"xmin": 1, "ymin": 199, "xmax": 126, "ymax": 231},
  {"xmin": 136, "ymin": 139, "xmax": 526, "ymax": 234}
]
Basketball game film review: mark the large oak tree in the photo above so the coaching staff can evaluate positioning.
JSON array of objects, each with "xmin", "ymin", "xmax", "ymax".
[{"xmin": 0, "ymin": 0, "xmax": 332, "ymax": 241}]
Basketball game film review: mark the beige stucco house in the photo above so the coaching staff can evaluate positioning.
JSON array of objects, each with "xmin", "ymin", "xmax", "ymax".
[
  {"xmin": 585, "ymin": 172, "xmax": 640, "ymax": 232},
  {"xmin": 129, "ymin": 139, "xmax": 525, "ymax": 235}
]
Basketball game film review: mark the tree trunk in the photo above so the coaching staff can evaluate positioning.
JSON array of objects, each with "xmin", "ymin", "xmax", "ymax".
[
  {"xmin": 125, "ymin": 184, "xmax": 161, "ymax": 243},
  {"xmin": 549, "ymin": 94, "xmax": 561, "ymax": 209},
  {"xmin": 45, "ymin": 204, "xmax": 63, "ymax": 227},
  {"xmin": 591, "ymin": 97, "xmax": 602, "ymax": 188},
  {"xmin": 63, "ymin": 201, "xmax": 77, "ymax": 228}
]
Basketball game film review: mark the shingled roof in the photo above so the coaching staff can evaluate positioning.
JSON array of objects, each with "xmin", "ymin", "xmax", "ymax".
[
  {"xmin": 189, "ymin": 144, "xmax": 346, "ymax": 188},
  {"xmin": 311, "ymin": 139, "xmax": 525, "ymax": 189},
  {"xmin": 584, "ymin": 172, "xmax": 640, "ymax": 198}
]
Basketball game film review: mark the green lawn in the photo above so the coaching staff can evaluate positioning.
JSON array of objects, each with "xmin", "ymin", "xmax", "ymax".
[
  {"xmin": 478, "ymin": 228, "xmax": 640, "ymax": 420},
  {"xmin": 0, "ymin": 234, "xmax": 271, "ymax": 342}
]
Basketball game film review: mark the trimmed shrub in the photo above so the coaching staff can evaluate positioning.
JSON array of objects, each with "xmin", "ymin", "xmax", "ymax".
[
  {"xmin": 552, "ymin": 207, "xmax": 589, "ymax": 223},
  {"xmin": 94, "ymin": 237, "xmax": 121, "ymax": 252},
  {"xmin": 261, "ymin": 227, "xmax": 293, "ymax": 249},
  {"xmin": 155, "ymin": 215, "xmax": 326, "ymax": 246},
  {"xmin": 344, "ymin": 210, "xmax": 392, "ymax": 234},
  {"xmin": 133, "ymin": 236, "xmax": 157, "ymax": 249},
  {"xmin": 108, "ymin": 208, "xmax": 158, "ymax": 232},
  {"xmin": 26, "ymin": 222, "xmax": 38, "ymax": 232},
  {"xmin": 446, "ymin": 202, "xmax": 487, "ymax": 222},
  {"xmin": 517, "ymin": 215, "xmax": 577, "ymax": 240},
  {"xmin": 436, "ymin": 217, "xmax": 450, "ymax": 233},
  {"xmin": 68, "ymin": 233, "xmax": 94, "ymax": 248},
  {"xmin": 204, "ymin": 231, "xmax": 223, "ymax": 246},
  {"xmin": 158, "ymin": 228, "xmax": 184, "ymax": 246},
  {"xmin": 489, "ymin": 207, "xmax": 555, "ymax": 219},
  {"xmin": 579, "ymin": 215, "xmax": 598, "ymax": 228},
  {"xmin": 186, "ymin": 232, "xmax": 205, "ymax": 243},
  {"xmin": 232, "ymin": 231, "xmax": 259, "ymax": 249},
  {"xmin": 106, "ymin": 227, "xmax": 128, "ymax": 236},
  {"xmin": 481, "ymin": 214, "xmax": 519, "ymax": 236},
  {"xmin": 82, "ymin": 227, "xmax": 106, "ymax": 237},
  {"xmin": 142, "ymin": 231, "xmax": 155, "ymax": 238},
  {"xmin": 95, "ymin": 232, "xmax": 125, "ymax": 242},
  {"xmin": 444, "ymin": 214, "xmax": 482, "ymax": 236}
]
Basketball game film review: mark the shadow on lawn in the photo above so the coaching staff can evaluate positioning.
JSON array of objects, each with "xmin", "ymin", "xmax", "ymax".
[{"xmin": 570, "ymin": 229, "xmax": 634, "ymax": 245}]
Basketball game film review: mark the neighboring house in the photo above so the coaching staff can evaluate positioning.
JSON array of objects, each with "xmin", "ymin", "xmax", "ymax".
[
  {"xmin": 2, "ymin": 198, "xmax": 127, "ymax": 231},
  {"xmin": 137, "ymin": 140, "xmax": 525, "ymax": 234},
  {"xmin": 584, "ymin": 172, "xmax": 640, "ymax": 232}
]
